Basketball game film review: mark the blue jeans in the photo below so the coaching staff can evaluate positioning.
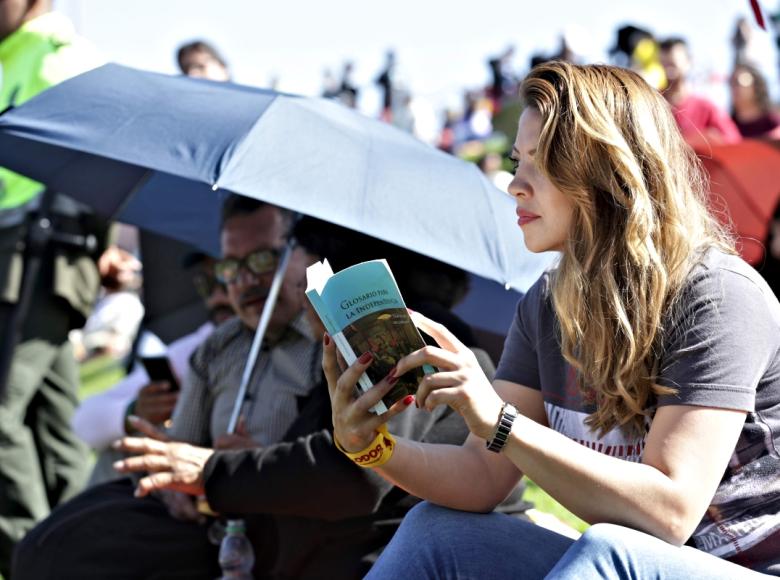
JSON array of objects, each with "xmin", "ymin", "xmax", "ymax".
[{"xmin": 366, "ymin": 502, "xmax": 773, "ymax": 579}]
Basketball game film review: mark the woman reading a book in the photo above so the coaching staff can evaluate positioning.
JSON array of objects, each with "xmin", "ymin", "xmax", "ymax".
[{"xmin": 324, "ymin": 61, "xmax": 780, "ymax": 578}]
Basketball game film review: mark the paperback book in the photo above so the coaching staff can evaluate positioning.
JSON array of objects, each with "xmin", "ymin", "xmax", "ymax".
[{"xmin": 305, "ymin": 259, "xmax": 434, "ymax": 414}]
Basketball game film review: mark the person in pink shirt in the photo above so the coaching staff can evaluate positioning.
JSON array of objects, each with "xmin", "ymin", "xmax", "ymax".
[{"xmin": 659, "ymin": 37, "xmax": 742, "ymax": 149}]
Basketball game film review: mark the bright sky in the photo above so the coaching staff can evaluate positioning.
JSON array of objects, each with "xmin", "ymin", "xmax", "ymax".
[{"xmin": 54, "ymin": 0, "xmax": 779, "ymax": 115}]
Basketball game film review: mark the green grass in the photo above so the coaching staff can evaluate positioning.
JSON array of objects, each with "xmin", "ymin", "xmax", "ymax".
[
  {"xmin": 78, "ymin": 355, "xmax": 126, "ymax": 400},
  {"xmin": 522, "ymin": 478, "xmax": 589, "ymax": 533}
]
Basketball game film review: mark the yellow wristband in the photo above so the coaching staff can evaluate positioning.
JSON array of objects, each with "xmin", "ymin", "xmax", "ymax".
[{"xmin": 335, "ymin": 425, "xmax": 396, "ymax": 468}]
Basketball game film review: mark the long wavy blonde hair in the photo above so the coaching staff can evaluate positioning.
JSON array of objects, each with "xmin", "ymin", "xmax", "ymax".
[{"xmin": 520, "ymin": 62, "xmax": 735, "ymax": 435}]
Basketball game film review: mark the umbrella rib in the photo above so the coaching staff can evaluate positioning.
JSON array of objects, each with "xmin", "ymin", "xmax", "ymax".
[
  {"xmin": 112, "ymin": 169, "xmax": 154, "ymax": 220},
  {"xmin": 212, "ymin": 95, "xmax": 281, "ymax": 189}
]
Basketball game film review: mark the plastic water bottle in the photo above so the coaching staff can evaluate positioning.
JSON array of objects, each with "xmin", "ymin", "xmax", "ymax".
[{"xmin": 218, "ymin": 518, "xmax": 255, "ymax": 579}]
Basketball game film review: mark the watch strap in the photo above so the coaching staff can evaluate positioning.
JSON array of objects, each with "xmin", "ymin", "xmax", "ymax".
[{"xmin": 486, "ymin": 402, "xmax": 517, "ymax": 453}]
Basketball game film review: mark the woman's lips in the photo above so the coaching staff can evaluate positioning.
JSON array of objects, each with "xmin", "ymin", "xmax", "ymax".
[{"xmin": 516, "ymin": 209, "xmax": 540, "ymax": 226}]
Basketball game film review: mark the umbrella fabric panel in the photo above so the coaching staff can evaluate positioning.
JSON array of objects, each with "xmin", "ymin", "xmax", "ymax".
[
  {"xmin": 118, "ymin": 171, "xmax": 223, "ymax": 257},
  {"xmin": 0, "ymin": 63, "xmax": 280, "ymax": 187},
  {"xmin": 0, "ymin": 131, "xmax": 222, "ymax": 256},
  {"xmin": 0, "ymin": 131, "xmax": 148, "ymax": 216},
  {"xmin": 710, "ymin": 141, "xmax": 780, "ymax": 223},
  {"xmin": 701, "ymin": 140, "xmax": 780, "ymax": 265},
  {"xmin": 139, "ymin": 230, "xmax": 210, "ymax": 344},
  {"xmin": 218, "ymin": 95, "xmax": 555, "ymax": 291},
  {"xmin": 453, "ymin": 274, "xmax": 523, "ymax": 336},
  {"xmin": 704, "ymin": 158, "xmax": 767, "ymax": 264}
]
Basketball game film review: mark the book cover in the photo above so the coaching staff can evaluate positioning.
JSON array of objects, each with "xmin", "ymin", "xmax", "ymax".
[{"xmin": 306, "ymin": 259, "xmax": 434, "ymax": 414}]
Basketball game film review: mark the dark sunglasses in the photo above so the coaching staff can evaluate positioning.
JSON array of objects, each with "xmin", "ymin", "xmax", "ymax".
[
  {"xmin": 191, "ymin": 271, "xmax": 226, "ymax": 300},
  {"xmin": 214, "ymin": 248, "xmax": 282, "ymax": 284}
]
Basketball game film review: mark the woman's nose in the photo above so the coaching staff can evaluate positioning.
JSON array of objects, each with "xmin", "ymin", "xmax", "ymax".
[{"xmin": 507, "ymin": 174, "xmax": 530, "ymax": 199}]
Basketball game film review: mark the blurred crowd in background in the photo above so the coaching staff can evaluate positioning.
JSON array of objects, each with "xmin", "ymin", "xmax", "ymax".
[{"xmin": 311, "ymin": 16, "xmax": 780, "ymax": 157}]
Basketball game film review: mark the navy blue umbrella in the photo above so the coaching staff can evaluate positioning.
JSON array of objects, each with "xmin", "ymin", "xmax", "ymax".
[{"xmin": 0, "ymin": 63, "xmax": 555, "ymax": 291}]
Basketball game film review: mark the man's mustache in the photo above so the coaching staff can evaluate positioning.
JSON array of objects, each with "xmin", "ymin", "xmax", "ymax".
[{"xmin": 239, "ymin": 286, "xmax": 270, "ymax": 307}]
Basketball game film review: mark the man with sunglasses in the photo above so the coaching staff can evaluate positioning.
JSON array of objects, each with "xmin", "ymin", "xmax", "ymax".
[
  {"xmin": 71, "ymin": 251, "xmax": 234, "ymax": 485},
  {"xmin": 14, "ymin": 196, "xmax": 321, "ymax": 579},
  {"xmin": 167, "ymin": 195, "xmax": 319, "ymax": 452}
]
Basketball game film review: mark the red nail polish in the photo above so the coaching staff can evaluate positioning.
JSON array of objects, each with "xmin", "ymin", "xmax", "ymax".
[
  {"xmin": 358, "ymin": 351, "xmax": 373, "ymax": 364},
  {"xmin": 388, "ymin": 375, "xmax": 400, "ymax": 385},
  {"xmin": 387, "ymin": 366, "xmax": 396, "ymax": 380},
  {"xmin": 323, "ymin": 333, "xmax": 331, "ymax": 346},
  {"xmin": 403, "ymin": 395, "xmax": 415, "ymax": 405}
]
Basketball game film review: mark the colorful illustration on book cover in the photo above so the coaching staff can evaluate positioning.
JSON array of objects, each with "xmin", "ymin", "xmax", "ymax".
[{"xmin": 342, "ymin": 308, "xmax": 424, "ymax": 406}]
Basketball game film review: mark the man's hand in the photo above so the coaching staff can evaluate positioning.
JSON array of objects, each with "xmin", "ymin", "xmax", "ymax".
[
  {"xmin": 124, "ymin": 414, "xmax": 170, "ymax": 440},
  {"xmin": 213, "ymin": 416, "xmax": 261, "ymax": 451},
  {"xmin": 157, "ymin": 490, "xmax": 206, "ymax": 524},
  {"xmin": 129, "ymin": 382, "xmax": 179, "ymax": 429},
  {"xmin": 98, "ymin": 245, "xmax": 142, "ymax": 288},
  {"xmin": 112, "ymin": 434, "xmax": 213, "ymax": 498}
]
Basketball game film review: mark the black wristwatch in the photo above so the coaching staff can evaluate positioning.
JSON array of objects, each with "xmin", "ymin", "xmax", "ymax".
[{"xmin": 486, "ymin": 402, "xmax": 517, "ymax": 453}]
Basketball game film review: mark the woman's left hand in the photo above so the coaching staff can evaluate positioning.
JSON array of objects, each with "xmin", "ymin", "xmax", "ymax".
[{"xmin": 400, "ymin": 311, "xmax": 505, "ymax": 441}]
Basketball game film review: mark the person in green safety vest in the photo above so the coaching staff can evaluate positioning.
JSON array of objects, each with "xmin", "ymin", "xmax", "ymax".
[
  {"xmin": 0, "ymin": 2, "xmax": 130, "ymax": 576},
  {"xmin": 0, "ymin": 1, "xmax": 103, "ymax": 209}
]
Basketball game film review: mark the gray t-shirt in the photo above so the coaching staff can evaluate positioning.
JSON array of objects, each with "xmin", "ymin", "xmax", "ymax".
[{"xmin": 496, "ymin": 249, "xmax": 780, "ymax": 574}]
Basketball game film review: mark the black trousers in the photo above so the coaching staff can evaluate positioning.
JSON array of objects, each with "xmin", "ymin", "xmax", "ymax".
[
  {"xmin": 12, "ymin": 477, "xmax": 401, "ymax": 580},
  {"xmin": 12, "ymin": 479, "xmax": 221, "ymax": 580}
]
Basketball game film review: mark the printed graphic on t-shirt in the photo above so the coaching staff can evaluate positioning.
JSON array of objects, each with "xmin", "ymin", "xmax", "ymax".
[
  {"xmin": 691, "ymin": 427, "xmax": 780, "ymax": 561},
  {"xmin": 544, "ymin": 402, "xmax": 646, "ymax": 462},
  {"xmin": 545, "ymin": 400, "xmax": 780, "ymax": 563}
]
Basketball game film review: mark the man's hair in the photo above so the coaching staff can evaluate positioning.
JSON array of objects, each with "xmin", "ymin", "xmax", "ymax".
[
  {"xmin": 220, "ymin": 194, "xmax": 295, "ymax": 234},
  {"xmin": 520, "ymin": 61, "xmax": 734, "ymax": 436},
  {"xmin": 658, "ymin": 37, "xmax": 688, "ymax": 53},
  {"xmin": 176, "ymin": 40, "xmax": 228, "ymax": 74}
]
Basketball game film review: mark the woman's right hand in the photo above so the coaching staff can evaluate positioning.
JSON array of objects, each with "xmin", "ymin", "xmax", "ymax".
[{"xmin": 322, "ymin": 334, "xmax": 413, "ymax": 453}]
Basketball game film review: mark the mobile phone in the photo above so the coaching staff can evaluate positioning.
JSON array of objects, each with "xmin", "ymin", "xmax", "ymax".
[{"xmin": 140, "ymin": 356, "xmax": 180, "ymax": 392}]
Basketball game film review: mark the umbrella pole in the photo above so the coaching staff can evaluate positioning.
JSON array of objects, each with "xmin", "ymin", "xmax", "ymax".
[
  {"xmin": 216, "ymin": 219, "xmax": 302, "ymax": 575},
  {"xmin": 226, "ymin": 234, "xmax": 297, "ymax": 435}
]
